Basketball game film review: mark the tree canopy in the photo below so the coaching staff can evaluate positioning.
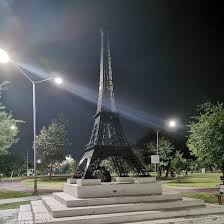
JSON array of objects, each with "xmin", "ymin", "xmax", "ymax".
[
  {"xmin": 0, "ymin": 151, "xmax": 25, "ymax": 176},
  {"xmin": 171, "ymin": 151, "xmax": 186, "ymax": 182},
  {"xmin": 137, "ymin": 136, "xmax": 175, "ymax": 176},
  {"xmin": 0, "ymin": 82, "xmax": 19, "ymax": 155},
  {"xmin": 57, "ymin": 155, "xmax": 77, "ymax": 174},
  {"xmin": 187, "ymin": 102, "xmax": 224, "ymax": 174},
  {"xmin": 36, "ymin": 115, "xmax": 71, "ymax": 176},
  {"xmin": 148, "ymin": 137, "xmax": 174, "ymax": 167}
]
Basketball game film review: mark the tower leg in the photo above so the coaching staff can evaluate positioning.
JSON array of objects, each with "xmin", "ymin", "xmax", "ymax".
[
  {"xmin": 73, "ymin": 149, "xmax": 102, "ymax": 179},
  {"xmin": 111, "ymin": 157, "xmax": 129, "ymax": 177},
  {"xmin": 73, "ymin": 147, "xmax": 149, "ymax": 179},
  {"xmin": 124, "ymin": 150, "xmax": 149, "ymax": 176}
]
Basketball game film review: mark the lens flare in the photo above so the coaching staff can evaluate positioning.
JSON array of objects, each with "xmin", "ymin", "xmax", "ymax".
[
  {"xmin": 54, "ymin": 77, "xmax": 63, "ymax": 85},
  {"xmin": 16, "ymin": 62, "xmax": 162, "ymax": 128},
  {"xmin": 0, "ymin": 49, "xmax": 10, "ymax": 63}
]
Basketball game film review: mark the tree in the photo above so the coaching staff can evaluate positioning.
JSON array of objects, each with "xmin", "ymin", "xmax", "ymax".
[
  {"xmin": 0, "ymin": 152, "xmax": 25, "ymax": 177},
  {"xmin": 149, "ymin": 137, "xmax": 175, "ymax": 177},
  {"xmin": 171, "ymin": 151, "xmax": 186, "ymax": 182},
  {"xmin": 136, "ymin": 130, "xmax": 157, "ymax": 168},
  {"xmin": 0, "ymin": 82, "xmax": 18, "ymax": 155},
  {"xmin": 56, "ymin": 155, "xmax": 77, "ymax": 174},
  {"xmin": 183, "ymin": 159, "xmax": 194, "ymax": 175},
  {"xmin": 36, "ymin": 115, "xmax": 71, "ymax": 179},
  {"xmin": 137, "ymin": 136, "xmax": 175, "ymax": 177},
  {"xmin": 187, "ymin": 102, "xmax": 224, "ymax": 175}
]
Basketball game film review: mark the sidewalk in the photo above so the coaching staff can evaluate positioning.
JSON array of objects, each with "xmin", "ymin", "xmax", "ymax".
[
  {"xmin": 0, "ymin": 195, "xmax": 41, "ymax": 205},
  {"xmin": 0, "ymin": 209, "xmax": 18, "ymax": 224},
  {"xmin": 164, "ymin": 187, "xmax": 219, "ymax": 193}
]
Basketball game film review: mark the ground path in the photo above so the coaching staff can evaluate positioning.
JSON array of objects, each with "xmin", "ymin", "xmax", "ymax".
[
  {"xmin": 0, "ymin": 209, "xmax": 18, "ymax": 224},
  {"xmin": 0, "ymin": 180, "xmax": 61, "ymax": 194},
  {"xmin": 0, "ymin": 180, "xmax": 28, "ymax": 192},
  {"xmin": 0, "ymin": 195, "xmax": 41, "ymax": 205},
  {"xmin": 161, "ymin": 180, "xmax": 220, "ymax": 193},
  {"xmin": 164, "ymin": 187, "xmax": 219, "ymax": 193}
]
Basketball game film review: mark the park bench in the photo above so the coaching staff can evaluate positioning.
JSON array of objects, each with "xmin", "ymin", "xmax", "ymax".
[{"xmin": 216, "ymin": 176, "xmax": 224, "ymax": 205}]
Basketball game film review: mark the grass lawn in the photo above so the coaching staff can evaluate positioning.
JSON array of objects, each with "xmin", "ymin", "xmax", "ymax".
[
  {"xmin": 163, "ymin": 172, "xmax": 222, "ymax": 189},
  {"xmin": 183, "ymin": 192, "xmax": 218, "ymax": 204},
  {"xmin": 0, "ymin": 191, "xmax": 32, "ymax": 199},
  {"xmin": 22, "ymin": 176, "xmax": 66, "ymax": 190},
  {"xmin": 0, "ymin": 201, "xmax": 30, "ymax": 210},
  {"xmin": 163, "ymin": 173, "xmax": 221, "ymax": 204}
]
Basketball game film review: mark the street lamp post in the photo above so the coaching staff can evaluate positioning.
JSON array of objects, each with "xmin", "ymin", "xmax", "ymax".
[
  {"xmin": 156, "ymin": 130, "xmax": 159, "ymax": 156},
  {"xmin": 154, "ymin": 130, "xmax": 160, "ymax": 178},
  {"xmin": 0, "ymin": 48, "xmax": 63, "ymax": 194},
  {"xmin": 33, "ymin": 82, "xmax": 37, "ymax": 193},
  {"xmin": 16, "ymin": 69, "xmax": 62, "ymax": 194}
]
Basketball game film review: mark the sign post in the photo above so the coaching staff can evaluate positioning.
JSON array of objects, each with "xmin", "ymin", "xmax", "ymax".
[{"xmin": 151, "ymin": 155, "xmax": 160, "ymax": 178}]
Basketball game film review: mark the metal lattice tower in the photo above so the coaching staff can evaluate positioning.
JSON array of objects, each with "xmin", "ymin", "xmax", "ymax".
[{"xmin": 73, "ymin": 28, "xmax": 149, "ymax": 179}]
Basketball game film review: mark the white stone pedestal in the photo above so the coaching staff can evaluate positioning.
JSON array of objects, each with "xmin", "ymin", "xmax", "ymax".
[{"xmin": 64, "ymin": 177, "xmax": 161, "ymax": 198}]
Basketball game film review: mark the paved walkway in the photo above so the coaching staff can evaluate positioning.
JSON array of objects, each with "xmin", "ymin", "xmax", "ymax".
[
  {"xmin": 0, "ymin": 181, "xmax": 29, "ymax": 192},
  {"xmin": 165, "ymin": 187, "xmax": 219, "ymax": 193},
  {"xmin": 0, "ymin": 195, "xmax": 41, "ymax": 205},
  {"xmin": 0, "ymin": 209, "xmax": 18, "ymax": 224},
  {"xmin": 0, "ymin": 180, "xmax": 62, "ymax": 194}
]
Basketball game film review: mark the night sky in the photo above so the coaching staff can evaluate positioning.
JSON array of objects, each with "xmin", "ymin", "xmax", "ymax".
[{"xmin": 0, "ymin": 0, "xmax": 223, "ymax": 160}]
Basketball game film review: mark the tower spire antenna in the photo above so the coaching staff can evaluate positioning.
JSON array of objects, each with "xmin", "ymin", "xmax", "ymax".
[{"xmin": 97, "ymin": 27, "xmax": 116, "ymax": 114}]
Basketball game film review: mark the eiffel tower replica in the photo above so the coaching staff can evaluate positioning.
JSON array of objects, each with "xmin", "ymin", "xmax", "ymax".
[{"xmin": 73, "ymin": 29, "xmax": 149, "ymax": 179}]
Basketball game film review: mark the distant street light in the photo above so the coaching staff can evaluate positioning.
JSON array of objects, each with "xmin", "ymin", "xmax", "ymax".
[
  {"xmin": 0, "ymin": 49, "xmax": 10, "ymax": 63},
  {"xmin": 168, "ymin": 119, "xmax": 177, "ymax": 128},
  {"xmin": 37, "ymin": 159, "xmax": 41, "ymax": 164},
  {"xmin": 0, "ymin": 48, "xmax": 63, "ymax": 194},
  {"xmin": 10, "ymin": 125, "xmax": 16, "ymax": 130},
  {"xmin": 54, "ymin": 77, "xmax": 63, "ymax": 85}
]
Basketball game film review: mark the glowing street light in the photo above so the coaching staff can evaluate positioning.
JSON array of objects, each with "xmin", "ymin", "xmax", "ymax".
[
  {"xmin": 37, "ymin": 159, "xmax": 41, "ymax": 164},
  {"xmin": 54, "ymin": 77, "xmax": 63, "ymax": 85},
  {"xmin": 0, "ymin": 48, "xmax": 63, "ymax": 194},
  {"xmin": 10, "ymin": 125, "xmax": 16, "ymax": 130},
  {"xmin": 156, "ymin": 119, "xmax": 178, "ymax": 156},
  {"xmin": 0, "ymin": 49, "xmax": 10, "ymax": 64},
  {"xmin": 168, "ymin": 119, "xmax": 176, "ymax": 128}
]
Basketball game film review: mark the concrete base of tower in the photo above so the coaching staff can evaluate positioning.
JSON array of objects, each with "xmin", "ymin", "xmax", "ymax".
[{"xmin": 64, "ymin": 177, "xmax": 161, "ymax": 198}]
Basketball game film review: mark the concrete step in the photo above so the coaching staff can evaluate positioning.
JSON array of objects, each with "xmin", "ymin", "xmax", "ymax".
[
  {"xmin": 121, "ymin": 215, "xmax": 224, "ymax": 224},
  {"xmin": 42, "ymin": 195, "xmax": 205, "ymax": 218},
  {"xmin": 52, "ymin": 192, "xmax": 182, "ymax": 207},
  {"xmin": 17, "ymin": 204, "xmax": 34, "ymax": 224},
  {"xmin": 31, "ymin": 200, "xmax": 224, "ymax": 224}
]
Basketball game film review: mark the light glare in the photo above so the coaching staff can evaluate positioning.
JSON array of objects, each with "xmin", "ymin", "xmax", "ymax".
[
  {"xmin": 10, "ymin": 125, "xmax": 16, "ymax": 130},
  {"xmin": 0, "ymin": 49, "xmax": 10, "ymax": 64},
  {"xmin": 54, "ymin": 77, "xmax": 63, "ymax": 85},
  {"xmin": 169, "ymin": 120, "xmax": 176, "ymax": 128}
]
